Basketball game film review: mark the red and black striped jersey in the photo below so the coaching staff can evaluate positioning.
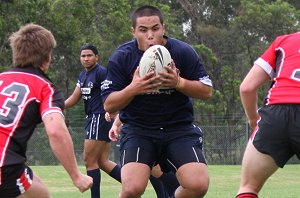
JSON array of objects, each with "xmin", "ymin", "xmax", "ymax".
[
  {"xmin": 254, "ymin": 32, "xmax": 300, "ymax": 105},
  {"xmin": 0, "ymin": 66, "xmax": 64, "ymax": 168}
]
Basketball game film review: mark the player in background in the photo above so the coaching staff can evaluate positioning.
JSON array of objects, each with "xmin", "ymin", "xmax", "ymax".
[
  {"xmin": 236, "ymin": 32, "xmax": 300, "ymax": 198},
  {"xmin": 106, "ymin": 113, "xmax": 180, "ymax": 198},
  {"xmin": 65, "ymin": 44, "xmax": 121, "ymax": 198},
  {"xmin": 102, "ymin": 5, "xmax": 213, "ymax": 198},
  {"xmin": 0, "ymin": 23, "xmax": 93, "ymax": 198}
]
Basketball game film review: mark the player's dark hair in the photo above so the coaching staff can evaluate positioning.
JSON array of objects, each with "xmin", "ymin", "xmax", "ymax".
[
  {"xmin": 131, "ymin": 5, "xmax": 164, "ymax": 28},
  {"xmin": 80, "ymin": 43, "xmax": 99, "ymax": 55}
]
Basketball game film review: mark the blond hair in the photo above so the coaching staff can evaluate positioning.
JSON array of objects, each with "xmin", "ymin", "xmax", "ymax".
[{"xmin": 9, "ymin": 23, "xmax": 56, "ymax": 68}]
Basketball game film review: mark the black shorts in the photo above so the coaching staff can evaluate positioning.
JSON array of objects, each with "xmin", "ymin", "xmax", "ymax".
[
  {"xmin": 119, "ymin": 124, "xmax": 207, "ymax": 173},
  {"xmin": 85, "ymin": 113, "xmax": 112, "ymax": 142},
  {"xmin": 0, "ymin": 164, "xmax": 33, "ymax": 197},
  {"xmin": 252, "ymin": 104, "xmax": 300, "ymax": 167}
]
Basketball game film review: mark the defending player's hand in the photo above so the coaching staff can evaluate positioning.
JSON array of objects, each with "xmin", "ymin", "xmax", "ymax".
[
  {"xmin": 109, "ymin": 124, "xmax": 121, "ymax": 141},
  {"xmin": 73, "ymin": 173, "xmax": 93, "ymax": 193},
  {"xmin": 105, "ymin": 112, "xmax": 118, "ymax": 122}
]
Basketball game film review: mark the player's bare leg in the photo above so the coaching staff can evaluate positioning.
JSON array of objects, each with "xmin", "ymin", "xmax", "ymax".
[
  {"xmin": 119, "ymin": 162, "xmax": 150, "ymax": 198},
  {"xmin": 84, "ymin": 139, "xmax": 103, "ymax": 198},
  {"xmin": 174, "ymin": 162, "xmax": 209, "ymax": 198},
  {"xmin": 97, "ymin": 140, "xmax": 115, "ymax": 171},
  {"xmin": 97, "ymin": 140, "xmax": 121, "ymax": 182},
  {"xmin": 84, "ymin": 140, "xmax": 103, "ymax": 170},
  {"xmin": 17, "ymin": 174, "xmax": 50, "ymax": 198},
  {"xmin": 237, "ymin": 141, "xmax": 278, "ymax": 196}
]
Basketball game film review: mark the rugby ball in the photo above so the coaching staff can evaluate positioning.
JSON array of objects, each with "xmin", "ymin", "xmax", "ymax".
[{"xmin": 139, "ymin": 45, "xmax": 172, "ymax": 77}]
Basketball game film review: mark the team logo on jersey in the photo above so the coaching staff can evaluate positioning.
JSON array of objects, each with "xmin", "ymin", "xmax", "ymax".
[
  {"xmin": 81, "ymin": 88, "xmax": 91, "ymax": 94},
  {"xmin": 101, "ymin": 80, "xmax": 112, "ymax": 91},
  {"xmin": 88, "ymin": 82, "xmax": 93, "ymax": 88}
]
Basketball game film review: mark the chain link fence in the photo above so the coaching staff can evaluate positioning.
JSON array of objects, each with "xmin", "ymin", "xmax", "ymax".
[
  {"xmin": 26, "ymin": 114, "xmax": 298, "ymax": 166},
  {"xmin": 26, "ymin": 121, "xmax": 250, "ymax": 166}
]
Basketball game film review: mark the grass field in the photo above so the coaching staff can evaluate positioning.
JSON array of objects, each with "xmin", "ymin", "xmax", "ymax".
[{"xmin": 32, "ymin": 164, "xmax": 300, "ymax": 198}]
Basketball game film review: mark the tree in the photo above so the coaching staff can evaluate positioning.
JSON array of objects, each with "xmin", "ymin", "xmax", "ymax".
[
  {"xmin": 1, "ymin": 0, "xmax": 299, "ymax": 128},
  {"xmin": 176, "ymin": 0, "xmax": 300, "ymax": 125},
  {"xmin": 0, "ymin": 0, "xmax": 53, "ymax": 71}
]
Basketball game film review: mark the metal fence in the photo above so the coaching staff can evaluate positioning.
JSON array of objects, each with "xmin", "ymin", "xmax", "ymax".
[{"xmin": 26, "ymin": 122, "xmax": 250, "ymax": 166}]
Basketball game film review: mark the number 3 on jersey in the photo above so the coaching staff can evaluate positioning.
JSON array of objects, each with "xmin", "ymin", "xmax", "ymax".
[{"xmin": 0, "ymin": 81, "xmax": 29, "ymax": 126}]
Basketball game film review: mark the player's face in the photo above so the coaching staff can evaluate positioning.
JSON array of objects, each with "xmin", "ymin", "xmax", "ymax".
[
  {"xmin": 80, "ymin": 49, "xmax": 99, "ymax": 71},
  {"xmin": 132, "ymin": 16, "xmax": 165, "ymax": 52}
]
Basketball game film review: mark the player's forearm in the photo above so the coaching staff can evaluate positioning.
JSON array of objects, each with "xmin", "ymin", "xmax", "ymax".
[
  {"xmin": 65, "ymin": 87, "xmax": 82, "ymax": 108},
  {"xmin": 44, "ymin": 114, "xmax": 81, "ymax": 181},
  {"xmin": 239, "ymin": 64, "xmax": 270, "ymax": 122},
  {"xmin": 176, "ymin": 78, "xmax": 213, "ymax": 100},
  {"xmin": 48, "ymin": 128, "xmax": 81, "ymax": 181},
  {"xmin": 65, "ymin": 95, "xmax": 80, "ymax": 109},
  {"xmin": 104, "ymin": 88, "xmax": 135, "ymax": 113},
  {"xmin": 240, "ymin": 90, "xmax": 259, "ymax": 125},
  {"xmin": 112, "ymin": 114, "xmax": 122, "ymax": 127}
]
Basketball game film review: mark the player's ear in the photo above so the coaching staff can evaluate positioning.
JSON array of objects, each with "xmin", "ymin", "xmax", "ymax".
[
  {"xmin": 131, "ymin": 27, "xmax": 136, "ymax": 37},
  {"xmin": 95, "ymin": 54, "xmax": 99, "ymax": 61},
  {"xmin": 40, "ymin": 52, "xmax": 52, "ymax": 72}
]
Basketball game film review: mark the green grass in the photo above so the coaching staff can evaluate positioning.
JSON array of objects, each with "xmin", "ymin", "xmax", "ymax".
[{"xmin": 31, "ymin": 164, "xmax": 300, "ymax": 198}]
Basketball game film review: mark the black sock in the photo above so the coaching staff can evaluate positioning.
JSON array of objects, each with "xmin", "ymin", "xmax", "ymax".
[
  {"xmin": 109, "ymin": 164, "xmax": 121, "ymax": 183},
  {"xmin": 150, "ymin": 175, "xmax": 167, "ymax": 198},
  {"xmin": 87, "ymin": 169, "xmax": 101, "ymax": 198},
  {"xmin": 159, "ymin": 172, "xmax": 180, "ymax": 196}
]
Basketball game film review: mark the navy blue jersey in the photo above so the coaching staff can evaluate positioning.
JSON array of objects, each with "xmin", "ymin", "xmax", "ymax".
[
  {"xmin": 78, "ymin": 64, "xmax": 107, "ymax": 115},
  {"xmin": 102, "ymin": 36, "xmax": 212, "ymax": 129}
]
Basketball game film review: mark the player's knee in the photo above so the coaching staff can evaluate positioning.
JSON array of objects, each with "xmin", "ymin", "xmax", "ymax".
[
  {"xmin": 97, "ymin": 159, "xmax": 115, "ymax": 171},
  {"xmin": 83, "ymin": 156, "xmax": 90, "ymax": 166},
  {"xmin": 186, "ymin": 179, "xmax": 209, "ymax": 197},
  {"xmin": 195, "ymin": 185, "xmax": 209, "ymax": 197},
  {"xmin": 121, "ymin": 185, "xmax": 145, "ymax": 197},
  {"xmin": 84, "ymin": 157, "xmax": 99, "ymax": 170}
]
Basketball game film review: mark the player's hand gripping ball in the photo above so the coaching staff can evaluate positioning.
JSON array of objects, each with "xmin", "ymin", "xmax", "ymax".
[{"xmin": 139, "ymin": 45, "xmax": 172, "ymax": 77}]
